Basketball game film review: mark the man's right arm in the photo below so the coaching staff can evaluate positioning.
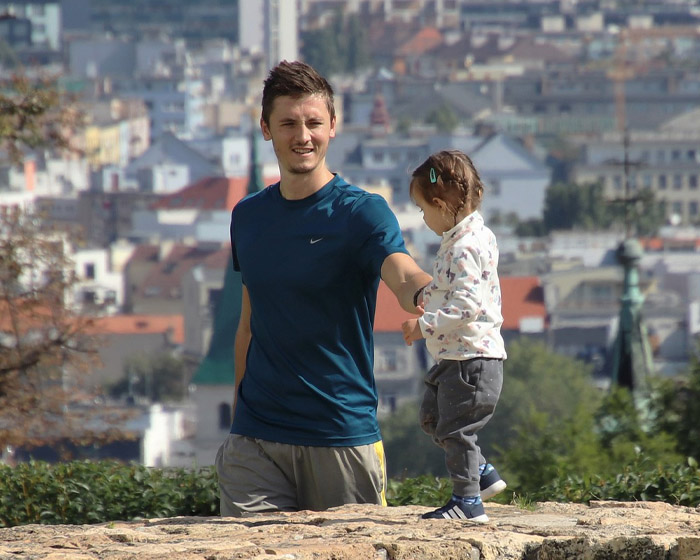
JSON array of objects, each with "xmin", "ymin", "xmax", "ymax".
[{"xmin": 233, "ymin": 284, "xmax": 252, "ymax": 413}]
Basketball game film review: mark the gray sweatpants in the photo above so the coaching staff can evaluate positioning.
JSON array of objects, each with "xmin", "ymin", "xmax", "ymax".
[
  {"xmin": 419, "ymin": 358, "xmax": 503, "ymax": 497},
  {"xmin": 216, "ymin": 434, "xmax": 387, "ymax": 516}
]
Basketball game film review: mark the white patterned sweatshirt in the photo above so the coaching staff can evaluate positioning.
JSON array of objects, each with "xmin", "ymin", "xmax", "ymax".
[{"xmin": 419, "ymin": 210, "xmax": 507, "ymax": 362}]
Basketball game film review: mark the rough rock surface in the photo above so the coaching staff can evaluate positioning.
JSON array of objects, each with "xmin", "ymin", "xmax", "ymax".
[{"xmin": 1, "ymin": 501, "xmax": 699, "ymax": 559}]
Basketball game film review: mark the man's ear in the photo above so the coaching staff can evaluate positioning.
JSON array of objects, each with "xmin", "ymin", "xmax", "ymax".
[
  {"xmin": 329, "ymin": 116, "xmax": 336, "ymax": 138},
  {"xmin": 260, "ymin": 117, "xmax": 272, "ymax": 140}
]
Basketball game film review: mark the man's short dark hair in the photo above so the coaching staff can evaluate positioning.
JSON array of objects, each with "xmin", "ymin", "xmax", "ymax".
[{"xmin": 261, "ymin": 60, "xmax": 335, "ymax": 125}]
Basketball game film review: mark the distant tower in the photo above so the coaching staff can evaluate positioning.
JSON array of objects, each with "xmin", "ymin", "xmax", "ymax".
[
  {"xmin": 608, "ymin": 130, "xmax": 654, "ymax": 396},
  {"xmin": 609, "ymin": 238, "xmax": 653, "ymax": 394},
  {"xmin": 238, "ymin": 0, "xmax": 264, "ymax": 54},
  {"xmin": 189, "ymin": 126, "xmax": 265, "ymax": 465},
  {"xmin": 238, "ymin": 0, "xmax": 298, "ymax": 71},
  {"xmin": 248, "ymin": 122, "xmax": 265, "ymax": 194},
  {"xmin": 369, "ymin": 93, "xmax": 391, "ymax": 135},
  {"xmin": 264, "ymin": 0, "xmax": 299, "ymax": 71}
]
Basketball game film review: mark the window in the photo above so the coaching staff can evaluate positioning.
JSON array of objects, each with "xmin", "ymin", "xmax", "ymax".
[
  {"xmin": 613, "ymin": 175, "xmax": 622, "ymax": 191},
  {"xmin": 85, "ymin": 263, "xmax": 95, "ymax": 279},
  {"xmin": 689, "ymin": 201, "xmax": 698, "ymax": 217},
  {"xmin": 672, "ymin": 150, "xmax": 681, "ymax": 161},
  {"xmin": 658, "ymin": 175, "xmax": 667, "ymax": 189},
  {"xmin": 642, "ymin": 174, "xmax": 652, "ymax": 188},
  {"xmin": 690, "ymin": 175, "xmax": 698, "ymax": 189},
  {"xmin": 672, "ymin": 201, "xmax": 683, "ymax": 216},
  {"xmin": 375, "ymin": 349, "xmax": 397, "ymax": 372},
  {"xmin": 673, "ymin": 175, "xmax": 683, "ymax": 190}
]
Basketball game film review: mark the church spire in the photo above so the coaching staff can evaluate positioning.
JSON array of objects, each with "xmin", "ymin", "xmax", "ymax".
[
  {"xmin": 609, "ymin": 129, "xmax": 654, "ymax": 396},
  {"xmin": 248, "ymin": 111, "xmax": 264, "ymax": 194}
]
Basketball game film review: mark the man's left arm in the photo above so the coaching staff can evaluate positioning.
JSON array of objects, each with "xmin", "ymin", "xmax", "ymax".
[{"xmin": 381, "ymin": 252, "xmax": 432, "ymax": 314}]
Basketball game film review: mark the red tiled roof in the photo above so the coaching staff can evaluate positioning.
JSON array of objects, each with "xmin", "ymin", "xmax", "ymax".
[
  {"xmin": 640, "ymin": 237, "xmax": 700, "ymax": 252},
  {"xmin": 396, "ymin": 27, "xmax": 443, "ymax": 56},
  {"xmin": 500, "ymin": 276, "xmax": 546, "ymax": 331},
  {"xmin": 137, "ymin": 245, "xmax": 230, "ymax": 298},
  {"xmin": 92, "ymin": 314, "xmax": 184, "ymax": 345},
  {"xmin": 374, "ymin": 276, "xmax": 547, "ymax": 334},
  {"xmin": 374, "ymin": 281, "xmax": 417, "ymax": 332},
  {"xmin": 505, "ymin": 37, "xmax": 572, "ymax": 63},
  {"xmin": 202, "ymin": 244, "xmax": 232, "ymax": 268},
  {"xmin": 150, "ymin": 175, "xmax": 279, "ymax": 212}
]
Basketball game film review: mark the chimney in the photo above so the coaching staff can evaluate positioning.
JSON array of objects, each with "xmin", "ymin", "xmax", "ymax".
[{"xmin": 24, "ymin": 158, "xmax": 36, "ymax": 192}]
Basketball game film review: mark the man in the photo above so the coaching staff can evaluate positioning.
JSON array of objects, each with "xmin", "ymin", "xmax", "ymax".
[{"xmin": 216, "ymin": 60, "xmax": 431, "ymax": 516}]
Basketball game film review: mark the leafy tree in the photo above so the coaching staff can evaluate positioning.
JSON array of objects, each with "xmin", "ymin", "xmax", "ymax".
[
  {"xmin": 541, "ymin": 181, "xmax": 665, "ymax": 235},
  {"xmin": 379, "ymin": 402, "xmax": 445, "ymax": 479},
  {"xmin": 380, "ymin": 340, "xmax": 603, "ymax": 486},
  {"xmin": 0, "ymin": 209, "xmax": 128, "ymax": 452},
  {"xmin": 301, "ymin": 26, "xmax": 342, "ymax": 78},
  {"xmin": 425, "ymin": 103, "xmax": 458, "ymax": 133},
  {"xmin": 0, "ymin": 74, "xmax": 117, "ymax": 455},
  {"xmin": 300, "ymin": 12, "xmax": 372, "ymax": 77},
  {"xmin": 0, "ymin": 72, "xmax": 84, "ymax": 164},
  {"xmin": 647, "ymin": 352, "xmax": 700, "ymax": 461},
  {"xmin": 542, "ymin": 182, "xmax": 610, "ymax": 232},
  {"xmin": 624, "ymin": 187, "xmax": 666, "ymax": 237},
  {"xmin": 108, "ymin": 352, "xmax": 188, "ymax": 402},
  {"xmin": 514, "ymin": 217, "xmax": 546, "ymax": 237},
  {"xmin": 491, "ymin": 340, "xmax": 682, "ymax": 497},
  {"xmin": 344, "ymin": 15, "xmax": 372, "ymax": 71},
  {"xmin": 395, "ymin": 116, "xmax": 412, "ymax": 136}
]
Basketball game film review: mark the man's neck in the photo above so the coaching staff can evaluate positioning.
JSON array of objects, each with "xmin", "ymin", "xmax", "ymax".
[{"xmin": 279, "ymin": 168, "xmax": 335, "ymax": 200}]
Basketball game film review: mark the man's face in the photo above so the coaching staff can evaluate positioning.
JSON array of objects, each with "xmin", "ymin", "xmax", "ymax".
[{"xmin": 261, "ymin": 94, "xmax": 336, "ymax": 177}]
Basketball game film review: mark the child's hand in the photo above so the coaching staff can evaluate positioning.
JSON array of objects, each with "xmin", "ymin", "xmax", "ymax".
[{"xmin": 402, "ymin": 318, "xmax": 423, "ymax": 346}]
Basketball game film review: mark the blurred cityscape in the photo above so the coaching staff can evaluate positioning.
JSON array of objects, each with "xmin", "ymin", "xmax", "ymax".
[{"xmin": 1, "ymin": 0, "xmax": 700, "ymax": 467}]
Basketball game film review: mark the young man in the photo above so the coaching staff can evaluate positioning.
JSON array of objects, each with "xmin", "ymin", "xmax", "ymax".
[{"xmin": 215, "ymin": 60, "xmax": 431, "ymax": 516}]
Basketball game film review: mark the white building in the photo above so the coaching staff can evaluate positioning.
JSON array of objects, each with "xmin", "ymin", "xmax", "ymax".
[
  {"xmin": 72, "ymin": 247, "xmax": 126, "ymax": 314},
  {"xmin": 239, "ymin": 0, "xmax": 298, "ymax": 70},
  {"xmin": 0, "ymin": 0, "xmax": 61, "ymax": 49}
]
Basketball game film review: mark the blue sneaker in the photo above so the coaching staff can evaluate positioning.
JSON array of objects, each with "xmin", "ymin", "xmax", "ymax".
[
  {"xmin": 480, "ymin": 463, "xmax": 507, "ymax": 501},
  {"xmin": 421, "ymin": 496, "xmax": 489, "ymax": 522}
]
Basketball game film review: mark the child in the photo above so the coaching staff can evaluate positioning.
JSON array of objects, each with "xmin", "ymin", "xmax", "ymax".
[{"xmin": 402, "ymin": 150, "xmax": 507, "ymax": 522}]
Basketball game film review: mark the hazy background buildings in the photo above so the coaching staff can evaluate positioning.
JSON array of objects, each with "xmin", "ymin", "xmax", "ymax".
[{"xmin": 2, "ymin": 0, "xmax": 700, "ymax": 466}]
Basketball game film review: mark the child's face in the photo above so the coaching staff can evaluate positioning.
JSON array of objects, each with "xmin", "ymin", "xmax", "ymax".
[{"xmin": 412, "ymin": 187, "xmax": 451, "ymax": 236}]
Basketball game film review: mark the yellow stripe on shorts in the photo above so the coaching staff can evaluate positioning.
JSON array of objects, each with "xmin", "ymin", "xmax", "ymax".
[{"xmin": 374, "ymin": 440, "xmax": 388, "ymax": 506}]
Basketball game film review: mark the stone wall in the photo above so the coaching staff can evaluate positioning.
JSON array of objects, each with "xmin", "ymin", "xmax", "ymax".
[{"xmin": 1, "ymin": 501, "xmax": 699, "ymax": 559}]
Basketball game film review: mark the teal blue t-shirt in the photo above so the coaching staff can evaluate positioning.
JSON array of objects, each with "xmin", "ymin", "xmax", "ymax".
[{"xmin": 230, "ymin": 174, "xmax": 408, "ymax": 446}]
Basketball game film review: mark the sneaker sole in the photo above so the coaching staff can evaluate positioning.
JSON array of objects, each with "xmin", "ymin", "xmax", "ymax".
[
  {"xmin": 481, "ymin": 479, "xmax": 507, "ymax": 501},
  {"xmin": 423, "ymin": 510, "xmax": 490, "ymax": 522}
]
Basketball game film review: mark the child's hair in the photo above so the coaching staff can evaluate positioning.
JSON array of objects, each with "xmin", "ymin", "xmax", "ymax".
[
  {"xmin": 261, "ymin": 60, "xmax": 335, "ymax": 126},
  {"xmin": 410, "ymin": 150, "xmax": 484, "ymax": 220}
]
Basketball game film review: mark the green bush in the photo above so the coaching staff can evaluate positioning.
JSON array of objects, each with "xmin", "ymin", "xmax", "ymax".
[
  {"xmin": 386, "ymin": 475, "xmax": 452, "ymax": 506},
  {"xmin": 0, "ymin": 460, "xmax": 219, "ymax": 528},
  {"xmin": 2, "ymin": 456, "xmax": 699, "ymax": 528},
  {"xmin": 537, "ymin": 455, "xmax": 700, "ymax": 506}
]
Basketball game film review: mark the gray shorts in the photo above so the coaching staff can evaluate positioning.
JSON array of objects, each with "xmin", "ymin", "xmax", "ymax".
[{"xmin": 215, "ymin": 434, "xmax": 387, "ymax": 516}]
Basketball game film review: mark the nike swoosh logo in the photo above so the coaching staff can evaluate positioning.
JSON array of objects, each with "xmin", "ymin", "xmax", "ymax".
[{"xmin": 310, "ymin": 238, "xmax": 323, "ymax": 244}]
